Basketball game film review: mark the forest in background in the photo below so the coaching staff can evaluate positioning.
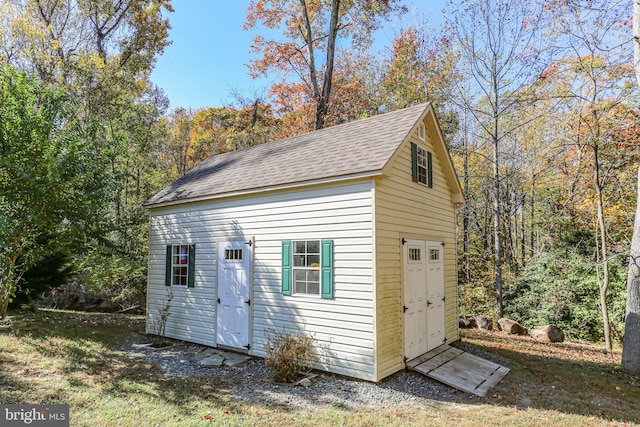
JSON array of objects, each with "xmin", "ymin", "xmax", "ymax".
[{"xmin": 0, "ymin": 0, "xmax": 638, "ymax": 349}]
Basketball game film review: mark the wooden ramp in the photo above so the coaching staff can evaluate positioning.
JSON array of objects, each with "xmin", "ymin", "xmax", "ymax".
[{"xmin": 406, "ymin": 344, "xmax": 509, "ymax": 397}]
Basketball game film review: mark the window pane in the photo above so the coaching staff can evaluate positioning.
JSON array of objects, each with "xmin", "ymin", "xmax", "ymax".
[
  {"xmin": 307, "ymin": 255, "xmax": 320, "ymax": 267},
  {"xmin": 309, "ymin": 270, "xmax": 319, "ymax": 282},
  {"xmin": 294, "ymin": 281, "xmax": 306, "ymax": 294},
  {"xmin": 307, "ymin": 240, "xmax": 320, "ymax": 253},
  {"xmin": 294, "ymin": 241, "xmax": 306, "ymax": 253},
  {"xmin": 293, "ymin": 255, "xmax": 306, "ymax": 267},
  {"xmin": 307, "ymin": 281, "xmax": 320, "ymax": 295}
]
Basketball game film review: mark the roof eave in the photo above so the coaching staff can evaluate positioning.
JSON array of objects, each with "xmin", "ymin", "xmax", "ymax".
[{"xmin": 144, "ymin": 170, "xmax": 383, "ymax": 210}]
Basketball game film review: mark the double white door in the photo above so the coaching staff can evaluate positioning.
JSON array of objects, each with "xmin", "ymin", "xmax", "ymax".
[{"xmin": 404, "ymin": 240, "xmax": 445, "ymax": 361}]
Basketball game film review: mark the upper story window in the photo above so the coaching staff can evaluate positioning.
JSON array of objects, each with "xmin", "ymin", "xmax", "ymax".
[
  {"xmin": 411, "ymin": 142, "xmax": 433, "ymax": 188},
  {"xmin": 416, "ymin": 146, "xmax": 428, "ymax": 185}
]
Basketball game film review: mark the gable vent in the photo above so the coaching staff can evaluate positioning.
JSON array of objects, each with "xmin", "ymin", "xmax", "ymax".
[{"xmin": 418, "ymin": 123, "xmax": 425, "ymax": 141}]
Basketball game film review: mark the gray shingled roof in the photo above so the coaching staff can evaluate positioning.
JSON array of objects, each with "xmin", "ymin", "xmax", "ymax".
[{"xmin": 145, "ymin": 103, "xmax": 429, "ymax": 206}]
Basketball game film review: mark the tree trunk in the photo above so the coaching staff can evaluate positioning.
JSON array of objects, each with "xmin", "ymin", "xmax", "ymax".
[
  {"xmin": 314, "ymin": 0, "xmax": 340, "ymax": 130},
  {"xmin": 634, "ymin": 0, "xmax": 640, "ymax": 87},
  {"xmin": 463, "ymin": 109, "xmax": 470, "ymax": 284},
  {"xmin": 493, "ymin": 133, "xmax": 503, "ymax": 318},
  {"xmin": 623, "ymin": 167, "xmax": 640, "ymax": 375},
  {"xmin": 594, "ymin": 142, "xmax": 612, "ymax": 352}
]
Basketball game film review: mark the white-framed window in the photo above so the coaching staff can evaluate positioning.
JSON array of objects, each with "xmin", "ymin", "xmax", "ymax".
[
  {"xmin": 282, "ymin": 239, "xmax": 333, "ymax": 299},
  {"xmin": 292, "ymin": 240, "xmax": 321, "ymax": 295},
  {"xmin": 416, "ymin": 146, "xmax": 428, "ymax": 185},
  {"xmin": 172, "ymin": 244, "xmax": 189, "ymax": 286},
  {"xmin": 430, "ymin": 248, "xmax": 441, "ymax": 262},
  {"xmin": 411, "ymin": 142, "xmax": 433, "ymax": 188}
]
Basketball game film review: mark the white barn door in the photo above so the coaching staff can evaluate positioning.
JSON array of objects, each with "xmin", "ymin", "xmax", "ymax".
[
  {"xmin": 217, "ymin": 241, "xmax": 251, "ymax": 350},
  {"xmin": 404, "ymin": 240, "xmax": 428, "ymax": 361},
  {"xmin": 404, "ymin": 239, "xmax": 446, "ymax": 361},
  {"xmin": 426, "ymin": 242, "xmax": 445, "ymax": 351}
]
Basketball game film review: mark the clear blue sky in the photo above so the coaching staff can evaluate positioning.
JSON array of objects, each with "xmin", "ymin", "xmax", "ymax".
[{"xmin": 150, "ymin": 1, "xmax": 448, "ymax": 111}]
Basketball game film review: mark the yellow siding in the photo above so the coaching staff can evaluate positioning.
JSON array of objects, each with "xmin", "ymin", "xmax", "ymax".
[{"xmin": 374, "ymin": 120, "xmax": 459, "ymax": 381}]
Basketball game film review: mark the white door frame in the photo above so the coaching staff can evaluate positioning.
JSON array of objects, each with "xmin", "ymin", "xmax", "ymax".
[
  {"xmin": 402, "ymin": 237, "xmax": 446, "ymax": 362},
  {"xmin": 216, "ymin": 239, "xmax": 253, "ymax": 352}
]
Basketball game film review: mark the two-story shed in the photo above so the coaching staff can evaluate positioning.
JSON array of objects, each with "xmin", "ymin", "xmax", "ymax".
[{"xmin": 144, "ymin": 103, "xmax": 464, "ymax": 382}]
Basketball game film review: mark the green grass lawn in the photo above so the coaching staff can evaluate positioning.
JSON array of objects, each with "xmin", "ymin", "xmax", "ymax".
[{"xmin": 0, "ymin": 309, "xmax": 638, "ymax": 426}]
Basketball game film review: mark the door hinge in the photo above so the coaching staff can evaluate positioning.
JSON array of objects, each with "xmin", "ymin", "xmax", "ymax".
[
  {"xmin": 245, "ymin": 240, "xmax": 253, "ymax": 247},
  {"xmin": 442, "ymin": 296, "xmax": 446, "ymax": 302},
  {"xmin": 244, "ymin": 299, "xmax": 251, "ymax": 306},
  {"xmin": 441, "ymin": 242, "xmax": 445, "ymax": 246},
  {"xmin": 403, "ymin": 356, "xmax": 408, "ymax": 363},
  {"xmin": 401, "ymin": 238, "xmax": 407, "ymax": 245},
  {"xmin": 443, "ymin": 337, "xmax": 447, "ymax": 343},
  {"xmin": 403, "ymin": 305, "xmax": 408, "ymax": 312},
  {"xmin": 217, "ymin": 297, "xmax": 221, "ymax": 304},
  {"xmin": 244, "ymin": 344, "xmax": 251, "ymax": 350},
  {"xmin": 427, "ymin": 300, "xmax": 433, "ymax": 306}
]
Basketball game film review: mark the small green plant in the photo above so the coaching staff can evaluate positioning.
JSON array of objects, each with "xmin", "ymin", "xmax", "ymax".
[
  {"xmin": 264, "ymin": 327, "xmax": 316, "ymax": 383},
  {"xmin": 150, "ymin": 290, "xmax": 173, "ymax": 347}
]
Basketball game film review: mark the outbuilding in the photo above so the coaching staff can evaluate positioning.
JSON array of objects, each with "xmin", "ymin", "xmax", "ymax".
[{"xmin": 144, "ymin": 103, "xmax": 464, "ymax": 382}]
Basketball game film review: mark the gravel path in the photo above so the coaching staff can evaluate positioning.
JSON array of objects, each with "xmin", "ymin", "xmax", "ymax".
[{"xmin": 122, "ymin": 335, "xmax": 501, "ymax": 411}]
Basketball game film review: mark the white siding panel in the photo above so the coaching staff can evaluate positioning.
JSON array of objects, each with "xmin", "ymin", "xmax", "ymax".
[{"xmin": 147, "ymin": 180, "xmax": 375, "ymax": 380}]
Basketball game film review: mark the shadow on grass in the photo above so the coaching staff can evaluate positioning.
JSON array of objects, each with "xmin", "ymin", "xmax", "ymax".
[
  {"xmin": 2, "ymin": 310, "xmax": 639, "ymax": 425},
  {"xmin": 455, "ymin": 329, "xmax": 640, "ymax": 425}
]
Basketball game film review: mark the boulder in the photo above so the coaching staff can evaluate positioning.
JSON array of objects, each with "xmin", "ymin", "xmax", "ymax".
[
  {"xmin": 476, "ymin": 315, "xmax": 493, "ymax": 331},
  {"xmin": 498, "ymin": 318, "xmax": 528, "ymax": 335},
  {"xmin": 530, "ymin": 325, "xmax": 565, "ymax": 343},
  {"xmin": 458, "ymin": 314, "xmax": 477, "ymax": 329}
]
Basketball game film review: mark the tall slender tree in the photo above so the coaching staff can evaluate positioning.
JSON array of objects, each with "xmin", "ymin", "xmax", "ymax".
[
  {"xmin": 623, "ymin": 0, "xmax": 640, "ymax": 374},
  {"xmin": 447, "ymin": 0, "xmax": 547, "ymax": 318},
  {"xmin": 244, "ymin": 0, "xmax": 405, "ymax": 130}
]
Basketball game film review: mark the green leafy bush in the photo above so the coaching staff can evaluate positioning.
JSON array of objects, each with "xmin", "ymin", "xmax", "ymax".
[
  {"xmin": 504, "ymin": 249, "xmax": 627, "ymax": 343},
  {"xmin": 264, "ymin": 328, "xmax": 316, "ymax": 383}
]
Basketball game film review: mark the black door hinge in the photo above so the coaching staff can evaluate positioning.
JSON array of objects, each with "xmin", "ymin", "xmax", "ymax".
[
  {"xmin": 245, "ymin": 344, "xmax": 251, "ymax": 350},
  {"xmin": 403, "ymin": 305, "xmax": 408, "ymax": 312},
  {"xmin": 427, "ymin": 300, "xmax": 433, "ymax": 306},
  {"xmin": 244, "ymin": 299, "xmax": 251, "ymax": 306},
  {"xmin": 401, "ymin": 238, "xmax": 407, "ymax": 245},
  {"xmin": 404, "ymin": 356, "xmax": 408, "ymax": 363},
  {"xmin": 442, "ymin": 296, "xmax": 446, "ymax": 302},
  {"xmin": 443, "ymin": 337, "xmax": 447, "ymax": 343},
  {"xmin": 246, "ymin": 240, "xmax": 253, "ymax": 247},
  {"xmin": 441, "ymin": 242, "xmax": 445, "ymax": 246},
  {"xmin": 217, "ymin": 297, "xmax": 221, "ymax": 304}
]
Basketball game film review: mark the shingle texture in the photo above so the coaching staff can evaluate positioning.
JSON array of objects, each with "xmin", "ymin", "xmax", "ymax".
[{"xmin": 145, "ymin": 103, "xmax": 428, "ymax": 206}]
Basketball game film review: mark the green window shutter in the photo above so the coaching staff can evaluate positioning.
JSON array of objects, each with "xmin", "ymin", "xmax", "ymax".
[
  {"xmin": 282, "ymin": 240, "xmax": 292, "ymax": 296},
  {"xmin": 427, "ymin": 151, "xmax": 433, "ymax": 188},
  {"xmin": 165, "ymin": 245, "xmax": 172, "ymax": 286},
  {"xmin": 187, "ymin": 244, "xmax": 196, "ymax": 288},
  {"xmin": 321, "ymin": 240, "xmax": 334, "ymax": 299},
  {"xmin": 411, "ymin": 142, "xmax": 418, "ymax": 183}
]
